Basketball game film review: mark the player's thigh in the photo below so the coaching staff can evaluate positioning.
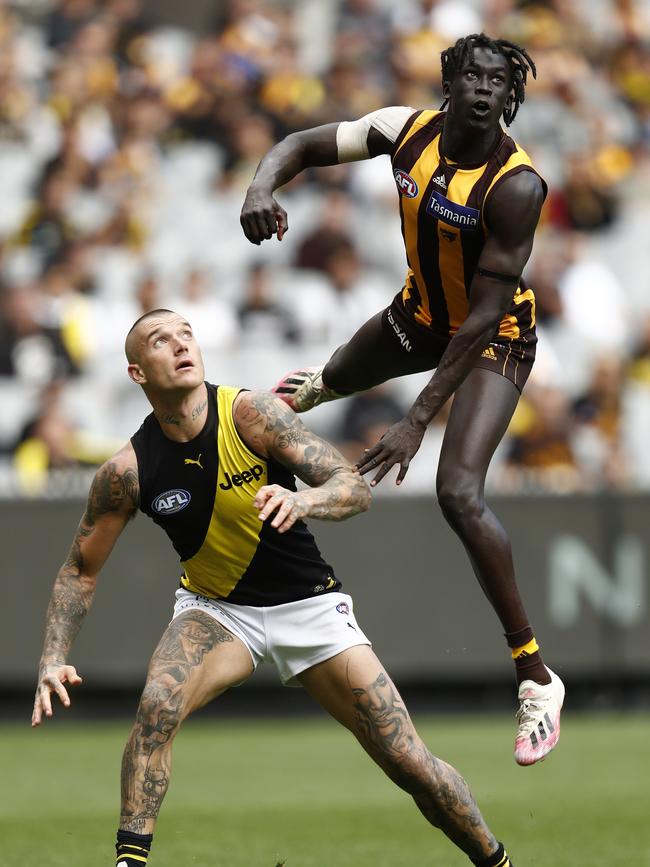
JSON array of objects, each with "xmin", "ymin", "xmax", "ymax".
[
  {"xmin": 439, "ymin": 367, "xmax": 520, "ymax": 482},
  {"xmin": 298, "ymin": 645, "xmax": 419, "ymax": 763},
  {"xmin": 324, "ymin": 310, "xmax": 434, "ymax": 392},
  {"xmin": 143, "ymin": 609, "xmax": 254, "ymax": 720}
]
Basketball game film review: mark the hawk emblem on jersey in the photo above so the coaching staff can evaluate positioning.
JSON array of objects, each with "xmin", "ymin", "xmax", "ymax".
[
  {"xmin": 427, "ymin": 190, "xmax": 480, "ymax": 230},
  {"xmin": 394, "ymin": 169, "xmax": 419, "ymax": 198},
  {"xmin": 152, "ymin": 489, "xmax": 191, "ymax": 514}
]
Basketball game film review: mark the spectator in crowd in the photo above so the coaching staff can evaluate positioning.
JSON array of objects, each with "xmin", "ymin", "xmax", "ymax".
[
  {"xmin": 293, "ymin": 189, "xmax": 354, "ymax": 274},
  {"xmin": 170, "ymin": 267, "xmax": 238, "ymax": 355},
  {"xmin": 236, "ymin": 262, "xmax": 300, "ymax": 346},
  {"xmin": 12, "ymin": 379, "xmax": 116, "ymax": 494},
  {"xmin": 505, "ymin": 385, "xmax": 581, "ymax": 492},
  {"xmin": 572, "ymin": 354, "xmax": 630, "ymax": 489},
  {"xmin": 335, "ymin": 385, "xmax": 404, "ymax": 465}
]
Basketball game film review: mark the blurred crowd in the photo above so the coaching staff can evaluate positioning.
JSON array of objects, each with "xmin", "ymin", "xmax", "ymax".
[{"xmin": 1, "ymin": 0, "xmax": 650, "ymax": 495}]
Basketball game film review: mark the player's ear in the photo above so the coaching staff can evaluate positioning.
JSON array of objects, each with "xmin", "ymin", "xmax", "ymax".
[
  {"xmin": 128, "ymin": 362, "xmax": 146, "ymax": 385},
  {"xmin": 442, "ymin": 79, "xmax": 450, "ymax": 98}
]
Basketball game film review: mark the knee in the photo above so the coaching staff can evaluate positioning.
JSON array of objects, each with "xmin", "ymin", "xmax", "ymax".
[{"xmin": 436, "ymin": 474, "xmax": 482, "ymax": 527}]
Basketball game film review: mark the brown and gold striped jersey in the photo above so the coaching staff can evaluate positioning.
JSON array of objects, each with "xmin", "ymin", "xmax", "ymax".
[{"xmin": 391, "ymin": 110, "xmax": 546, "ymax": 341}]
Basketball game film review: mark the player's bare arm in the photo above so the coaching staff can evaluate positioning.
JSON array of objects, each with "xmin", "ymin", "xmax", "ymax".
[
  {"xmin": 240, "ymin": 123, "xmax": 340, "ymax": 245},
  {"xmin": 233, "ymin": 390, "xmax": 370, "ymax": 532},
  {"xmin": 357, "ymin": 170, "xmax": 545, "ymax": 485},
  {"xmin": 240, "ymin": 114, "xmax": 397, "ymax": 245},
  {"xmin": 32, "ymin": 443, "xmax": 139, "ymax": 726}
]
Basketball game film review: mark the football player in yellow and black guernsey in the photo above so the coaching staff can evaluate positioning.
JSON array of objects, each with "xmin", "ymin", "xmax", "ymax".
[
  {"xmin": 241, "ymin": 33, "xmax": 565, "ymax": 767},
  {"xmin": 33, "ymin": 310, "xmax": 519, "ymax": 867}
]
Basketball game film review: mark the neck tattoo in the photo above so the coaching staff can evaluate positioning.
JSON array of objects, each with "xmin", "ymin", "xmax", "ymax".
[
  {"xmin": 160, "ymin": 398, "xmax": 207, "ymax": 427},
  {"xmin": 191, "ymin": 399, "xmax": 207, "ymax": 421}
]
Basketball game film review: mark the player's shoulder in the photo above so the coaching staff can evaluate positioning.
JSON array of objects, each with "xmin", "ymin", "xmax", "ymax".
[
  {"xmin": 233, "ymin": 389, "xmax": 293, "ymax": 430},
  {"xmin": 88, "ymin": 441, "xmax": 140, "ymax": 515},
  {"xmin": 102, "ymin": 440, "xmax": 138, "ymax": 474},
  {"xmin": 490, "ymin": 168, "xmax": 545, "ymax": 207},
  {"xmin": 233, "ymin": 390, "xmax": 299, "ymax": 455}
]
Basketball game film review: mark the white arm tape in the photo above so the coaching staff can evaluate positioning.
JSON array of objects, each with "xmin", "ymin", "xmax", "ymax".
[{"xmin": 336, "ymin": 106, "xmax": 417, "ymax": 161}]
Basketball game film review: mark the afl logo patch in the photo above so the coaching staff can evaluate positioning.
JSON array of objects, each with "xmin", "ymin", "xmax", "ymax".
[
  {"xmin": 152, "ymin": 489, "xmax": 191, "ymax": 515},
  {"xmin": 394, "ymin": 169, "xmax": 419, "ymax": 198},
  {"xmin": 336, "ymin": 602, "xmax": 350, "ymax": 615}
]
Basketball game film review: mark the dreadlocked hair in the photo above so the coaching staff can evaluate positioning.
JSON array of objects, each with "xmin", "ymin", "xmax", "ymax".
[{"xmin": 440, "ymin": 33, "xmax": 536, "ymax": 126}]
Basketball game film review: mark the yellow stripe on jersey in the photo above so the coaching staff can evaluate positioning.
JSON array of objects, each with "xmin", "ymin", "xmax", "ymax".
[{"xmin": 181, "ymin": 386, "xmax": 268, "ymax": 598}]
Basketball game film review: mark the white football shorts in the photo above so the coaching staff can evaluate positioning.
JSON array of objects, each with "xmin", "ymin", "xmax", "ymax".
[{"xmin": 172, "ymin": 588, "xmax": 371, "ymax": 686}]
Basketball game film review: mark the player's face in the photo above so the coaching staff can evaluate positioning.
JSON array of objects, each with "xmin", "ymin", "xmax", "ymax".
[
  {"xmin": 445, "ymin": 47, "xmax": 512, "ymax": 129},
  {"xmin": 129, "ymin": 313, "xmax": 205, "ymax": 391}
]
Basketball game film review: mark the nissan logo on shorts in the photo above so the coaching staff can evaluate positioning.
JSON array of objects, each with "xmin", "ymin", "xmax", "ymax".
[
  {"xmin": 152, "ymin": 489, "xmax": 191, "ymax": 514},
  {"xmin": 394, "ymin": 169, "xmax": 419, "ymax": 198}
]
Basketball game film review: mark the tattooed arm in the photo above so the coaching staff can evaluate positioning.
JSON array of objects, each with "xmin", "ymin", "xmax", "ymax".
[
  {"xmin": 233, "ymin": 390, "xmax": 370, "ymax": 533},
  {"xmin": 32, "ymin": 442, "xmax": 140, "ymax": 726}
]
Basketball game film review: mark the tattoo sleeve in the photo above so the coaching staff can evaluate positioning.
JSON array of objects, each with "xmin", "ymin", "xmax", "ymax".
[
  {"xmin": 239, "ymin": 392, "xmax": 371, "ymax": 521},
  {"xmin": 120, "ymin": 612, "xmax": 234, "ymax": 831},
  {"xmin": 39, "ymin": 460, "xmax": 139, "ymax": 671},
  {"xmin": 349, "ymin": 666, "xmax": 497, "ymax": 859}
]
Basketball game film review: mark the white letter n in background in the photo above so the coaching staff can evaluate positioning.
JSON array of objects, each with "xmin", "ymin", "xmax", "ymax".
[{"xmin": 549, "ymin": 535, "xmax": 645, "ymax": 628}]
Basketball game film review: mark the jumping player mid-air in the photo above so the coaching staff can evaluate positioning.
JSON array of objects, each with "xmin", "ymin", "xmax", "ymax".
[
  {"xmin": 34, "ymin": 310, "xmax": 519, "ymax": 867},
  {"xmin": 240, "ymin": 33, "xmax": 564, "ymax": 766}
]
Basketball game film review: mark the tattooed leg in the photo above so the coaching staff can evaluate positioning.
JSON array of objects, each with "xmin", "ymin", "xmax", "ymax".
[
  {"xmin": 120, "ymin": 611, "xmax": 253, "ymax": 834},
  {"xmin": 299, "ymin": 646, "xmax": 498, "ymax": 861}
]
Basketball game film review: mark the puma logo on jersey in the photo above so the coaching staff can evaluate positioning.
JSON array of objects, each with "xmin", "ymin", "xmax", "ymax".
[
  {"xmin": 219, "ymin": 463, "xmax": 264, "ymax": 490},
  {"xmin": 184, "ymin": 453, "xmax": 203, "ymax": 469},
  {"xmin": 432, "ymin": 174, "xmax": 447, "ymax": 189},
  {"xmin": 387, "ymin": 309, "xmax": 412, "ymax": 353}
]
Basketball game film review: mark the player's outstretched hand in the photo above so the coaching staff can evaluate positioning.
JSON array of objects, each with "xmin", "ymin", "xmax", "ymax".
[
  {"xmin": 355, "ymin": 417, "xmax": 426, "ymax": 486},
  {"xmin": 255, "ymin": 484, "xmax": 308, "ymax": 533},
  {"xmin": 240, "ymin": 187, "xmax": 288, "ymax": 245},
  {"xmin": 32, "ymin": 664, "xmax": 83, "ymax": 727}
]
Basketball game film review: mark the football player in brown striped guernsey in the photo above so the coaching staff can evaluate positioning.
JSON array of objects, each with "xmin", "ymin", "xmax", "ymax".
[{"xmin": 241, "ymin": 33, "xmax": 565, "ymax": 767}]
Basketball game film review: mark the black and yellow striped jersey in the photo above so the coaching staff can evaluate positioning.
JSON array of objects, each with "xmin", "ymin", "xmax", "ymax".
[
  {"xmin": 131, "ymin": 383, "xmax": 340, "ymax": 606},
  {"xmin": 391, "ymin": 110, "xmax": 546, "ymax": 341}
]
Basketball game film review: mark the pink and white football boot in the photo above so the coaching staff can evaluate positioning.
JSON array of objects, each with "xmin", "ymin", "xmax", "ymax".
[
  {"xmin": 514, "ymin": 668, "xmax": 565, "ymax": 765},
  {"xmin": 271, "ymin": 365, "xmax": 341, "ymax": 413}
]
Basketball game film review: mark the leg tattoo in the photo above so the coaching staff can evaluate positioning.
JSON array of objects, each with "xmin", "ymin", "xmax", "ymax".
[
  {"xmin": 120, "ymin": 612, "xmax": 233, "ymax": 832},
  {"xmin": 349, "ymin": 665, "xmax": 497, "ymax": 860}
]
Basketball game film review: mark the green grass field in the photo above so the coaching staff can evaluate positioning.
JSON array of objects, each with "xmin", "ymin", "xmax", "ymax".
[{"xmin": 2, "ymin": 712, "xmax": 648, "ymax": 867}]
